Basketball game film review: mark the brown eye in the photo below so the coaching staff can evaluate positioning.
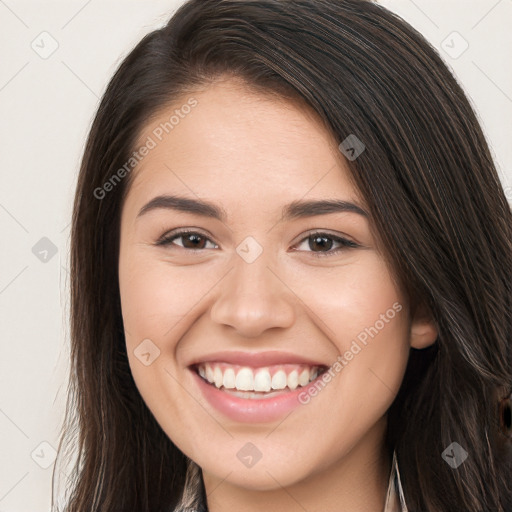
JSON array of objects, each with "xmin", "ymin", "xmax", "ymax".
[
  {"xmin": 310, "ymin": 234, "xmax": 334, "ymax": 251},
  {"xmin": 179, "ymin": 233, "xmax": 207, "ymax": 249},
  {"xmin": 294, "ymin": 232, "xmax": 359, "ymax": 258},
  {"xmin": 156, "ymin": 230, "xmax": 218, "ymax": 251}
]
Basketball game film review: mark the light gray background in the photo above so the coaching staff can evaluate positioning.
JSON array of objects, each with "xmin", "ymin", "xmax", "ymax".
[{"xmin": 0, "ymin": 1, "xmax": 511, "ymax": 510}]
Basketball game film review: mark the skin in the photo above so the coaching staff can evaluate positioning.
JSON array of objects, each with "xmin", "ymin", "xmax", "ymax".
[{"xmin": 118, "ymin": 76, "xmax": 438, "ymax": 512}]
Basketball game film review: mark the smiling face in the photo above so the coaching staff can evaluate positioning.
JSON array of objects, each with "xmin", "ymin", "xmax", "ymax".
[{"xmin": 118, "ymin": 77, "xmax": 433, "ymax": 500}]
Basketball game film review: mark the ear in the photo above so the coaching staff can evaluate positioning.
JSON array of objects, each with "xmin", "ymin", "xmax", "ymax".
[{"xmin": 410, "ymin": 300, "xmax": 438, "ymax": 349}]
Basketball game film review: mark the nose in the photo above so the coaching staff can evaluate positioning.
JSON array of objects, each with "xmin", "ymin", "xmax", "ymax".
[{"xmin": 210, "ymin": 251, "xmax": 296, "ymax": 338}]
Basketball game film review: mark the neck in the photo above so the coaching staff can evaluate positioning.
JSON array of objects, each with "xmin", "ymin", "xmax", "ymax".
[{"xmin": 202, "ymin": 417, "xmax": 392, "ymax": 512}]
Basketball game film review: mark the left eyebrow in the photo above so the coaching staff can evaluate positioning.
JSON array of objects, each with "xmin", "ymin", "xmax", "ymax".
[
  {"xmin": 136, "ymin": 194, "xmax": 369, "ymax": 222},
  {"xmin": 281, "ymin": 199, "xmax": 368, "ymax": 220}
]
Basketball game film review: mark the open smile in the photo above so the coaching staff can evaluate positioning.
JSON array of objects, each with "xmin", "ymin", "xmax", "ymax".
[{"xmin": 188, "ymin": 352, "xmax": 330, "ymax": 422}]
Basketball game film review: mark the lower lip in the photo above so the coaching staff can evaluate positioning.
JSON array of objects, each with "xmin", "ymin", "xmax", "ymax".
[{"xmin": 190, "ymin": 368, "xmax": 322, "ymax": 423}]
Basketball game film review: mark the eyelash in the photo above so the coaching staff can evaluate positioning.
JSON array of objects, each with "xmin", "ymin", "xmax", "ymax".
[{"xmin": 155, "ymin": 229, "xmax": 359, "ymax": 258}]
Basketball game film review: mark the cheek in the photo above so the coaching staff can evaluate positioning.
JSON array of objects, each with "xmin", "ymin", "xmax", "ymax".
[
  {"xmin": 301, "ymin": 253, "xmax": 407, "ymax": 340},
  {"xmin": 119, "ymin": 252, "xmax": 208, "ymax": 341},
  {"xmin": 300, "ymin": 254, "xmax": 410, "ymax": 403},
  {"xmin": 118, "ymin": 253, "xmax": 208, "ymax": 443},
  {"xmin": 118, "ymin": 252, "xmax": 225, "ymax": 415}
]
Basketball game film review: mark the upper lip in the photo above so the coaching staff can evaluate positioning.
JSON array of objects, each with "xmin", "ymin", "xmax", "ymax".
[{"xmin": 188, "ymin": 350, "xmax": 328, "ymax": 368}]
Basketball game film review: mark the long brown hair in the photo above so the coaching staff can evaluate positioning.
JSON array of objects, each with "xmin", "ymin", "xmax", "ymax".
[{"xmin": 53, "ymin": 0, "xmax": 512, "ymax": 510}]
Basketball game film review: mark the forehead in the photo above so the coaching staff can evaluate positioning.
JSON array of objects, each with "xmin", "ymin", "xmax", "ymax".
[{"xmin": 124, "ymin": 78, "xmax": 366, "ymax": 217}]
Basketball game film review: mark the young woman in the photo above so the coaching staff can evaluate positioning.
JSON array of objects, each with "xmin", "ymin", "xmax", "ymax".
[{"xmin": 53, "ymin": 0, "xmax": 512, "ymax": 511}]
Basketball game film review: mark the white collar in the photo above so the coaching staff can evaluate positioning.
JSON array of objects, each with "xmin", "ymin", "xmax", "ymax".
[{"xmin": 384, "ymin": 450, "xmax": 408, "ymax": 512}]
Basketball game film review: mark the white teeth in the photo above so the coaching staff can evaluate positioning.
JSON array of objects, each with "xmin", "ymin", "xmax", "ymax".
[
  {"xmin": 287, "ymin": 370, "xmax": 299, "ymax": 390},
  {"xmin": 254, "ymin": 369, "xmax": 272, "ymax": 392},
  {"xmin": 271, "ymin": 370, "xmax": 287, "ymax": 390},
  {"xmin": 235, "ymin": 368, "xmax": 254, "ymax": 391},
  {"xmin": 223, "ymin": 368, "xmax": 236, "ymax": 389},
  {"xmin": 197, "ymin": 363, "xmax": 322, "ymax": 393},
  {"xmin": 205, "ymin": 365, "xmax": 214, "ymax": 383},
  {"xmin": 299, "ymin": 368, "xmax": 310, "ymax": 386}
]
